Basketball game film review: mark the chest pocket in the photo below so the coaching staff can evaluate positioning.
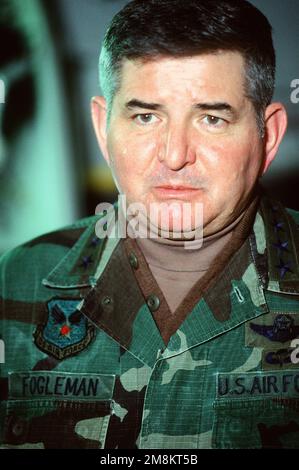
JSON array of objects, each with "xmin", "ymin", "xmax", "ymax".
[
  {"xmin": 1, "ymin": 371, "xmax": 116, "ymax": 449},
  {"xmin": 212, "ymin": 371, "xmax": 299, "ymax": 449}
]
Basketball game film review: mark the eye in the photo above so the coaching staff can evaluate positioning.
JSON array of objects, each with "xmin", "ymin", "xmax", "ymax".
[
  {"xmin": 133, "ymin": 113, "xmax": 159, "ymax": 125},
  {"xmin": 202, "ymin": 115, "xmax": 227, "ymax": 128}
]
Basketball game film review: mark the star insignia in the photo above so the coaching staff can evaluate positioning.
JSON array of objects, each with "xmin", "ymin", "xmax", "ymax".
[
  {"xmin": 273, "ymin": 240, "xmax": 289, "ymax": 253},
  {"xmin": 80, "ymin": 255, "xmax": 93, "ymax": 269},
  {"xmin": 275, "ymin": 259, "xmax": 293, "ymax": 279},
  {"xmin": 90, "ymin": 237, "xmax": 101, "ymax": 248},
  {"xmin": 273, "ymin": 221, "xmax": 285, "ymax": 232}
]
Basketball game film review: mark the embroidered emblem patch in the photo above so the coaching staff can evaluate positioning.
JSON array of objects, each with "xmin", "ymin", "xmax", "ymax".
[
  {"xmin": 265, "ymin": 348, "xmax": 293, "ymax": 366},
  {"xmin": 250, "ymin": 314, "xmax": 299, "ymax": 343},
  {"xmin": 34, "ymin": 298, "xmax": 96, "ymax": 360},
  {"xmin": 246, "ymin": 313, "xmax": 299, "ymax": 348},
  {"xmin": 261, "ymin": 348, "xmax": 299, "ymax": 371}
]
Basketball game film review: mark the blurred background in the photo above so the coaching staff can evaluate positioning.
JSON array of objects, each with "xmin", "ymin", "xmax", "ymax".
[{"xmin": 0, "ymin": 0, "xmax": 298, "ymax": 253}]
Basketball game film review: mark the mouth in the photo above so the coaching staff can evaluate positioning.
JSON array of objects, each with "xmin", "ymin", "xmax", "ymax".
[{"xmin": 153, "ymin": 185, "xmax": 200, "ymax": 199}]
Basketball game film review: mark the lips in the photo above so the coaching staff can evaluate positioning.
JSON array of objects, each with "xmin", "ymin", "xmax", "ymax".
[
  {"xmin": 153, "ymin": 185, "xmax": 200, "ymax": 199},
  {"xmin": 156, "ymin": 185, "xmax": 198, "ymax": 190}
]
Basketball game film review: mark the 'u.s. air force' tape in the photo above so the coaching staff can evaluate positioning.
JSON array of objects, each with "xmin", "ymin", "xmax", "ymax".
[
  {"xmin": 8, "ymin": 371, "xmax": 115, "ymax": 401},
  {"xmin": 216, "ymin": 371, "xmax": 299, "ymax": 398}
]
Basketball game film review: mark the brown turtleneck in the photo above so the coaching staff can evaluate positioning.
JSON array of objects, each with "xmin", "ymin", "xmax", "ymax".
[
  {"xmin": 135, "ymin": 210, "xmax": 245, "ymax": 312},
  {"xmin": 123, "ymin": 195, "xmax": 259, "ymax": 345}
]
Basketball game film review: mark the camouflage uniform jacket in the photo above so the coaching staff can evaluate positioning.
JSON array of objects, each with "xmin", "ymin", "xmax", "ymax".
[{"xmin": 1, "ymin": 195, "xmax": 299, "ymax": 449}]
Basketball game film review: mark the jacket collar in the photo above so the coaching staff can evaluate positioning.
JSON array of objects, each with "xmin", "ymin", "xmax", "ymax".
[
  {"xmin": 43, "ymin": 195, "xmax": 299, "ymax": 294},
  {"xmin": 42, "ymin": 215, "xmax": 120, "ymax": 289}
]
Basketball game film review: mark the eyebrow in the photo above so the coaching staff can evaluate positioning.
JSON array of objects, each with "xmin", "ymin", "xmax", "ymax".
[
  {"xmin": 125, "ymin": 99, "xmax": 237, "ymax": 117},
  {"xmin": 126, "ymin": 99, "xmax": 162, "ymax": 111},
  {"xmin": 194, "ymin": 102, "xmax": 236, "ymax": 116}
]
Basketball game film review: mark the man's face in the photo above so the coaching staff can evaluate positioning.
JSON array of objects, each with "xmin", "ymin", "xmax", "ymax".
[{"xmin": 101, "ymin": 52, "xmax": 266, "ymax": 235}]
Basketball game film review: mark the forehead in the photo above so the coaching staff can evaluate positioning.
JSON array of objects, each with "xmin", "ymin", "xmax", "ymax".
[{"xmin": 116, "ymin": 51, "xmax": 246, "ymax": 103}]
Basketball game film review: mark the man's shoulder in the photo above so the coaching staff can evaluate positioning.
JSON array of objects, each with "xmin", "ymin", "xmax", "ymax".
[
  {"xmin": 23, "ymin": 214, "xmax": 99, "ymax": 249},
  {"xmin": 0, "ymin": 215, "xmax": 99, "ymax": 289}
]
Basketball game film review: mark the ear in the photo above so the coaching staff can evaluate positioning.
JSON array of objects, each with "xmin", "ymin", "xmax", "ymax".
[
  {"xmin": 261, "ymin": 102, "xmax": 288, "ymax": 175},
  {"xmin": 91, "ymin": 96, "xmax": 110, "ymax": 165}
]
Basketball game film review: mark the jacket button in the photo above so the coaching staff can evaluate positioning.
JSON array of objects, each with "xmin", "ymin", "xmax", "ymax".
[
  {"xmin": 101, "ymin": 296, "xmax": 112, "ymax": 307},
  {"xmin": 129, "ymin": 252, "xmax": 139, "ymax": 270},
  {"xmin": 11, "ymin": 419, "xmax": 26, "ymax": 437},
  {"xmin": 146, "ymin": 295, "xmax": 160, "ymax": 312}
]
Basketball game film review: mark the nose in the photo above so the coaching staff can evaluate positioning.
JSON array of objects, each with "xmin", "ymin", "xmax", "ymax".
[{"xmin": 158, "ymin": 122, "xmax": 195, "ymax": 170}]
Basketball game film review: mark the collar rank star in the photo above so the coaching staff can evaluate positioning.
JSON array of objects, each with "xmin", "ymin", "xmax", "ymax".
[{"xmin": 34, "ymin": 299, "xmax": 96, "ymax": 360}]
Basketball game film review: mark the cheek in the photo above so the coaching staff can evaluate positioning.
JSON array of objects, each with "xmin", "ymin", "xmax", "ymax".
[
  {"xmin": 201, "ymin": 138, "xmax": 261, "ymax": 180},
  {"xmin": 198, "ymin": 145, "xmax": 221, "ymax": 166},
  {"xmin": 106, "ymin": 134, "xmax": 158, "ymax": 198},
  {"xmin": 108, "ymin": 132, "xmax": 158, "ymax": 174},
  {"xmin": 198, "ymin": 141, "xmax": 242, "ymax": 182}
]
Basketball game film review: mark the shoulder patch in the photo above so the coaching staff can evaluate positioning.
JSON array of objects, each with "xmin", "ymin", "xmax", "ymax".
[{"xmin": 33, "ymin": 298, "xmax": 96, "ymax": 360}]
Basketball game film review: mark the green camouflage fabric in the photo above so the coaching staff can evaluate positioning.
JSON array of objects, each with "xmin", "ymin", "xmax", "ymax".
[{"xmin": 1, "ymin": 195, "xmax": 299, "ymax": 449}]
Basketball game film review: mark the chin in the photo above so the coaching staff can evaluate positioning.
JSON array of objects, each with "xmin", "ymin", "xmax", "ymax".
[{"xmin": 158, "ymin": 214, "xmax": 202, "ymax": 238}]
